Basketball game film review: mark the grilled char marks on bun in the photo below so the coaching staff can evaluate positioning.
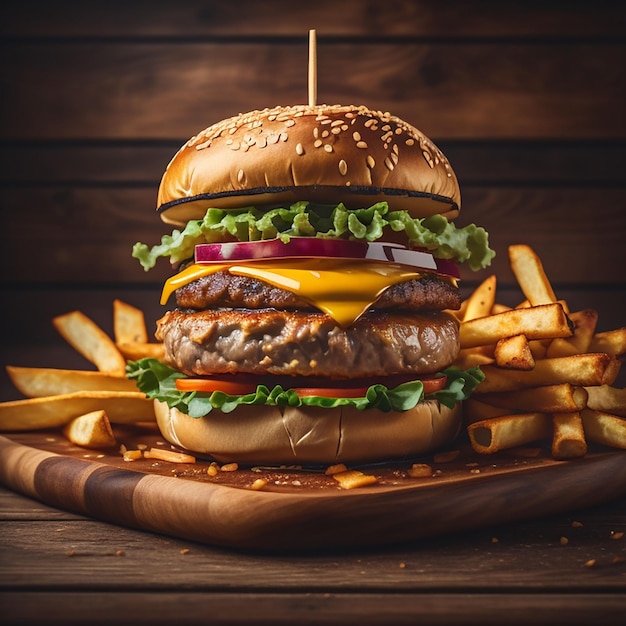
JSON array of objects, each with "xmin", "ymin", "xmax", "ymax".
[{"xmin": 157, "ymin": 104, "xmax": 460, "ymax": 226}]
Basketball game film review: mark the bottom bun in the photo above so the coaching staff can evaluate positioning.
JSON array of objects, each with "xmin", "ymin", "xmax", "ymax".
[{"xmin": 153, "ymin": 400, "xmax": 462, "ymax": 465}]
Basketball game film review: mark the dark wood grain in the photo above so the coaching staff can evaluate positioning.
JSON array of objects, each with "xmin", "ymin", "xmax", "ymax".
[
  {"xmin": 2, "ymin": 0, "xmax": 625, "ymax": 37},
  {"xmin": 2, "ymin": 42, "xmax": 623, "ymax": 141}
]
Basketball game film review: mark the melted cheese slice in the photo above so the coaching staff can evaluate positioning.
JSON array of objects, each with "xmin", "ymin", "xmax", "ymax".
[{"xmin": 162, "ymin": 258, "xmax": 431, "ymax": 327}]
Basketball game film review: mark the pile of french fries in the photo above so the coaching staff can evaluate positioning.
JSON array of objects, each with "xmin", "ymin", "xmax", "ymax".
[
  {"xmin": 0, "ymin": 300, "xmax": 163, "ymax": 448},
  {"xmin": 453, "ymin": 244, "xmax": 626, "ymax": 459}
]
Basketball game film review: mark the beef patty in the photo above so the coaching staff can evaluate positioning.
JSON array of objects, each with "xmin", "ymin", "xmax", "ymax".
[
  {"xmin": 156, "ymin": 308, "xmax": 460, "ymax": 379},
  {"xmin": 175, "ymin": 271, "xmax": 460, "ymax": 312}
]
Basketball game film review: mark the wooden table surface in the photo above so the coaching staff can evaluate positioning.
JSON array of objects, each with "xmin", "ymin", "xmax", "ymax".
[{"xmin": 1, "ymin": 482, "xmax": 625, "ymax": 626}]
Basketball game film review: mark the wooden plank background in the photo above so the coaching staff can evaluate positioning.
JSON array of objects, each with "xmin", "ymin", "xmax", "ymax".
[{"xmin": 1, "ymin": 1, "xmax": 625, "ymax": 383}]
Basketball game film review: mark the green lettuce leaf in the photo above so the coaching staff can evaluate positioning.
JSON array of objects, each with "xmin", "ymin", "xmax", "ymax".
[
  {"xmin": 126, "ymin": 359, "xmax": 485, "ymax": 418},
  {"xmin": 132, "ymin": 201, "xmax": 494, "ymax": 272}
]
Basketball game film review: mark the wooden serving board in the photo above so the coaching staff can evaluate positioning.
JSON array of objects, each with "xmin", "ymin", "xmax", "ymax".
[{"xmin": 1, "ymin": 427, "xmax": 625, "ymax": 551}]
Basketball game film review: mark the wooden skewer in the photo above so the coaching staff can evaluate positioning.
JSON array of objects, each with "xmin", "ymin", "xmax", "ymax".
[{"xmin": 308, "ymin": 29, "xmax": 317, "ymax": 107}]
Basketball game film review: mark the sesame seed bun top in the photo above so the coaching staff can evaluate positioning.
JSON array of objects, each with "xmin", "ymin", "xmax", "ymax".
[{"xmin": 157, "ymin": 104, "xmax": 461, "ymax": 226}]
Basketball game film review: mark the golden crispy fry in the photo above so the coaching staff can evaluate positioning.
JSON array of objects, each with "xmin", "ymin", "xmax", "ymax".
[
  {"xmin": 144, "ymin": 447, "xmax": 196, "ymax": 463},
  {"xmin": 459, "ymin": 303, "xmax": 572, "ymax": 349},
  {"xmin": 508, "ymin": 244, "xmax": 557, "ymax": 306},
  {"xmin": 467, "ymin": 413, "xmax": 552, "ymax": 454},
  {"xmin": 477, "ymin": 353, "xmax": 620, "ymax": 393},
  {"xmin": 528, "ymin": 339, "xmax": 551, "ymax": 360},
  {"xmin": 53, "ymin": 311, "xmax": 127, "ymax": 376},
  {"xmin": 0, "ymin": 391, "xmax": 155, "ymax": 431},
  {"xmin": 477, "ymin": 384, "xmax": 588, "ymax": 414},
  {"xmin": 63, "ymin": 410, "xmax": 117, "ymax": 448},
  {"xmin": 546, "ymin": 309, "xmax": 598, "ymax": 358},
  {"xmin": 113, "ymin": 299, "xmax": 149, "ymax": 344},
  {"xmin": 551, "ymin": 412, "xmax": 587, "ymax": 460},
  {"xmin": 491, "ymin": 303, "xmax": 512, "ymax": 315},
  {"xmin": 585, "ymin": 385, "xmax": 626, "ymax": 417},
  {"xmin": 494, "ymin": 334, "xmax": 535, "ymax": 370},
  {"xmin": 455, "ymin": 347, "xmax": 495, "ymax": 370},
  {"xmin": 116, "ymin": 342, "xmax": 165, "ymax": 362},
  {"xmin": 332, "ymin": 470, "xmax": 378, "ymax": 489},
  {"xmin": 463, "ymin": 398, "xmax": 510, "ymax": 424},
  {"xmin": 581, "ymin": 409, "xmax": 626, "ymax": 449},
  {"xmin": 6, "ymin": 366, "xmax": 137, "ymax": 397},
  {"xmin": 462, "ymin": 275, "xmax": 497, "ymax": 322},
  {"xmin": 589, "ymin": 328, "xmax": 626, "ymax": 357}
]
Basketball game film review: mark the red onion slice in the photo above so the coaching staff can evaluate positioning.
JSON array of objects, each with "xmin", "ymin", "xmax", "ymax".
[{"xmin": 194, "ymin": 238, "xmax": 459, "ymax": 277}]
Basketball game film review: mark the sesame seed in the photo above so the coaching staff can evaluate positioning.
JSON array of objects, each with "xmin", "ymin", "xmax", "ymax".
[
  {"xmin": 296, "ymin": 143, "xmax": 304, "ymax": 155},
  {"xmin": 406, "ymin": 139, "xmax": 415, "ymax": 146},
  {"xmin": 324, "ymin": 144, "xmax": 333, "ymax": 153},
  {"xmin": 353, "ymin": 131, "xmax": 362, "ymax": 142},
  {"xmin": 338, "ymin": 159, "xmax": 348, "ymax": 175},
  {"xmin": 322, "ymin": 130, "xmax": 330, "ymax": 138},
  {"xmin": 364, "ymin": 118, "xmax": 376, "ymax": 128},
  {"xmin": 237, "ymin": 169, "xmax": 245, "ymax": 183},
  {"xmin": 393, "ymin": 144, "xmax": 399, "ymax": 154},
  {"xmin": 367, "ymin": 155, "xmax": 376, "ymax": 168},
  {"xmin": 285, "ymin": 119, "xmax": 296, "ymax": 127},
  {"xmin": 331, "ymin": 127, "xmax": 341, "ymax": 135},
  {"xmin": 313, "ymin": 128, "xmax": 319, "ymax": 138},
  {"xmin": 384, "ymin": 157, "xmax": 395, "ymax": 171},
  {"xmin": 356, "ymin": 141, "xmax": 368, "ymax": 149},
  {"xmin": 314, "ymin": 139, "xmax": 323, "ymax": 148},
  {"xmin": 331, "ymin": 120, "xmax": 344, "ymax": 127}
]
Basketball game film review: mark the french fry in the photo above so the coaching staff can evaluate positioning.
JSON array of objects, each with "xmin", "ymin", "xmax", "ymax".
[
  {"xmin": 546, "ymin": 309, "xmax": 598, "ymax": 358},
  {"xmin": 0, "ymin": 391, "xmax": 155, "ymax": 431},
  {"xmin": 459, "ymin": 302, "xmax": 572, "ymax": 349},
  {"xmin": 144, "ymin": 447, "xmax": 196, "ymax": 463},
  {"xmin": 588, "ymin": 327, "xmax": 626, "ymax": 357},
  {"xmin": 462, "ymin": 275, "xmax": 497, "ymax": 321},
  {"xmin": 494, "ymin": 334, "xmax": 535, "ymax": 370},
  {"xmin": 477, "ymin": 353, "xmax": 620, "ymax": 393},
  {"xmin": 455, "ymin": 347, "xmax": 495, "ymax": 370},
  {"xmin": 585, "ymin": 385, "xmax": 626, "ymax": 417},
  {"xmin": 113, "ymin": 299, "xmax": 149, "ymax": 344},
  {"xmin": 467, "ymin": 413, "xmax": 552, "ymax": 454},
  {"xmin": 6, "ymin": 366, "xmax": 137, "ymax": 397},
  {"xmin": 581, "ymin": 409, "xmax": 626, "ymax": 449},
  {"xmin": 464, "ymin": 398, "xmax": 510, "ymax": 424},
  {"xmin": 528, "ymin": 339, "xmax": 551, "ymax": 360},
  {"xmin": 63, "ymin": 410, "xmax": 117, "ymax": 448},
  {"xmin": 332, "ymin": 469, "xmax": 378, "ymax": 489},
  {"xmin": 551, "ymin": 412, "xmax": 587, "ymax": 460},
  {"xmin": 116, "ymin": 342, "xmax": 165, "ymax": 361},
  {"xmin": 490, "ymin": 303, "xmax": 512, "ymax": 315},
  {"xmin": 508, "ymin": 244, "xmax": 557, "ymax": 306},
  {"xmin": 53, "ymin": 311, "xmax": 127, "ymax": 377},
  {"xmin": 477, "ymin": 384, "xmax": 588, "ymax": 414}
]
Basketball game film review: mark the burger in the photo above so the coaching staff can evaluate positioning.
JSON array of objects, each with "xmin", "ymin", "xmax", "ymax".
[{"xmin": 127, "ymin": 103, "xmax": 494, "ymax": 466}]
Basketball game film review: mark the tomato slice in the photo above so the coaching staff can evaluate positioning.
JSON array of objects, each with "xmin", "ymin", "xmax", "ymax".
[
  {"xmin": 175, "ymin": 374, "xmax": 447, "ymax": 398},
  {"xmin": 175, "ymin": 378, "xmax": 258, "ymax": 395},
  {"xmin": 291, "ymin": 387, "xmax": 369, "ymax": 398}
]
